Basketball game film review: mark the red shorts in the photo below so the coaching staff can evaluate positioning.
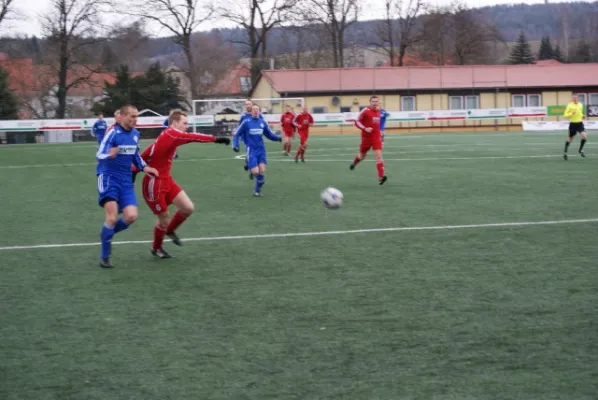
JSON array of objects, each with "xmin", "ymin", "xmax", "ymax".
[
  {"xmin": 283, "ymin": 130, "xmax": 295, "ymax": 138},
  {"xmin": 360, "ymin": 134, "xmax": 382, "ymax": 153},
  {"xmin": 298, "ymin": 131, "xmax": 309, "ymax": 144},
  {"xmin": 142, "ymin": 175, "xmax": 182, "ymax": 215}
]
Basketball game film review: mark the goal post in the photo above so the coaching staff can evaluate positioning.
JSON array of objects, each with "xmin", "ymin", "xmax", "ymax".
[{"xmin": 191, "ymin": 97, "xmax": 305, "ymax": 135}]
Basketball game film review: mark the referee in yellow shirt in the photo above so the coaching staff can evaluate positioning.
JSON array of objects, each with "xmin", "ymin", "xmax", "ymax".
[{"xmin": 563, "ymin": 94, "xmax": 587, "ymax": 160}]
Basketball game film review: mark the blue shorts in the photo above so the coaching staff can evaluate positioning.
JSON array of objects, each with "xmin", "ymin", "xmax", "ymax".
[
  {"xmin": 96, "ymin": 134, "xmax": 105, "ymax": 145},
  {"xmin": 246, "ymin": 147, "xmax": 267, "ymax": 169},
  {"xmin": 97, "ymin": 174, "xmax": 137, "ymax": 212}
]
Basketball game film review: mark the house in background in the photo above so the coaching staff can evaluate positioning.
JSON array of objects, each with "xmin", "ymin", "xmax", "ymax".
[{"xmin": 250, "ymin": 63, "xmax": 598, "ymax": 131}]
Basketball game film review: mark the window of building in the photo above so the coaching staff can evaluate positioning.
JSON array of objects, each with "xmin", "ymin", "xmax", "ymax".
[
  {"xmin": 239, "ymin": 76, "xmax": 251, "ymax": 92},
  {"xmin": 465, "ymin": 95, "xmax": 479, "ymax": 109},
  {"xmin": 401, "ymin": 96, "xmax": 416, "ymax": 111},
  {"xmin": 527, "ymin": 94, "xmax": 541, "ymax": 107},
  {"xmin": 511, "ymin": 94, "xmax": 525, "ymax": 107},
  {"xmin": 576, "ymin": 93, "xmax": 587, "ymax": 105},
  {"xmin": 340, "ymin": 106, "xmax": 352, "ymax": 113},
  {"xmin": 512, "ymin": 94, "xmax": 542, "ymax": 107},
  {"xmin": 312, "ymin": 106, "xmax": 327, "ymax": 113},
  {"xmin": 449, "ymin": 96, "xmax": 463, "ymax": 110},
  {"xmin": 589, "ymin": 93, "xmax": 598, "ymax": 105}
]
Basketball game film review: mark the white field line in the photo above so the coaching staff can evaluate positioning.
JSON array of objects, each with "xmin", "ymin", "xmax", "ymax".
[
  {"xmin": 1, "ymin": 218, "xmax": 597, "ymax": 252},
  {"xmin": 0, "ymin": 147, "xmax": 576, "ymax": 169}
]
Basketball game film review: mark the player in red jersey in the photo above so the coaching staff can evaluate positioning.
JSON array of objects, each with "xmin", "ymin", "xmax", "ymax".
[
  {"xmin": 136, "ymin": 110, "xmax": 230, "ymax": 258},
  {"xmin": 293, "ymin": 106, "xmax": 314, "ymax": 162},
  {"xmin": 280, "ymin": 104, "xmax": 296, "ymax": 155},
  {"xmin": 349, "ymin": 95, "xmax": 387, "ymax": 185}
]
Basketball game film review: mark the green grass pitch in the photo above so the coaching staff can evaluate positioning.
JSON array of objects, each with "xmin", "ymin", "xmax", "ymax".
[{"xmin": 0, "ymin": 131, "xmax": 597, "ymax": 399}]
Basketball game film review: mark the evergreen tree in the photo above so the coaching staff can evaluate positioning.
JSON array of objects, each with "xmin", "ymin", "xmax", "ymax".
[
  {"xmin": 570, "ymin": 40, "xmax": 592, "ymax": 63},
  {"xmin": 537, "ymin": 36, "xmax": 554, "ymax": 60},
  {"xmin": 553, "ymin": 45, "xmax": 566, "ymax": 62},
  {"xmin": 101, "ymin": 44, "xmax": 119, "ymax": 72},
  {"xmin": 92, "ymin": 63, "xmax": 186, "ymax": 116},
  {"xmin": 509, "ymin": 31, "xmax": 535, "ymax": 64},
  {"xmin": 0, "ymin": 67, "xmax": 20, "ymax": 119}
]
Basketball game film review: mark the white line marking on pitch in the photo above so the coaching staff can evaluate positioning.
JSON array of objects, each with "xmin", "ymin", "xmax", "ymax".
[
  {"xmin": 0, "ymin": 152, "xmax": 575, "ymax": 169},
  {"xmin": 1, "ymin": 218, "xmax": 596, "ymax": 251}
]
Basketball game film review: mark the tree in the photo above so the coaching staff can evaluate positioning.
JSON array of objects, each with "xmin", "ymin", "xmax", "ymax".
[
  {"xmin": 126, "ymin": 0, "xmax": 214, "ymax": 100},
  {"xmin": 371, "ymin": 0, "xmax": 424, "ymax": 66},
  {"xmin": 219, "ymin": 0, "xmax": 294, "ymax": 90},
  {"xmin": 0, "ymin": 0, "xmax": 18, "ymax": 31},
  {"xmin": 449, "ymin": 5, "xmax": 504, "ymax": 65},
  {"xmin": 417, "ymin": 3, "xmax": 503, "ymax": 65},
  {"xmin": 0, "ymin": 67, "xmax": 18, "ymax": 119},
  {"xmin": 537, "ymin": 36, "xmax": 554, "ymax": 60},
  {"xmin": 93, "ymin": 63, "xmax": 186, "ymax": 116},
  {"xmin": 300, "ymin": 0, "xmax": 360, "ymax": 68},
  {"xmin": 41, "ymin": 0, "xmax": 109, "ymax": 118},
  {"xmin": 509, "ymin": 31, "xmax": 535, "ymax": 64},
  {"xmin": 553, "ymin": 44, "xmax": 566, "ymax": 62},
  {"xmin": 570, "ymin": 40, "xmax": 592, "ymax": 63}
]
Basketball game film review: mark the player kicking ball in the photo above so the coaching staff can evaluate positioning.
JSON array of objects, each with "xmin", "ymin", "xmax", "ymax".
[
  {"xmin": 563, "ymin": 94, "xmax": 588, "ymax": 160},
  {"xmin": 232, "ymin": 104, "xmax": 282, "ymax": 197},
  {"xmin": 136, "ymin": 110, "xmax": 230, "ymax": 258},
  {"xmin": 96, "ymin": 105, "xmax": 159, "ymax": 268},
  {"xmin": 349, "ymin": 95, "xmax": 388, "ymax": 185}
]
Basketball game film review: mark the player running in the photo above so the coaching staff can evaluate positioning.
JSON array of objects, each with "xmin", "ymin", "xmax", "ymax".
[
  {"xmin": 293, "ymin": 106, "xmax": 314, "ymax": 163},
  {"xmin": 280, "ymin": 104, "xmax": 296, "ymax": 155},
  {"xmin": 563, "ymin": 94, "xmax": 588, "ymax": 160},
  {"xmin": 236, "ymin": 99, "xmax": 266, "ymax": 179},
  {"xmin": 232, "ymin": 104, "xmax": 282, "ymax": 197},
  {"xmin": 96, "ymin": 105, "xmax": 159, "ymax": 268},
  {"xmin": 349, "ymin": 95, "xmax": 388, "ymax": 185},
  {"xmin": 136, "ymin": 110, "xmax": 230, "ymax": 258},
  {"xmin": 91, "ymin": 112, "xmax": 107, "ymax": 145}
]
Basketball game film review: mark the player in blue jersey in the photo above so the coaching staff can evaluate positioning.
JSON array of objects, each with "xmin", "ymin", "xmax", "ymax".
[
  {"xmin": 96, "ymin": 105, "xmax": 159, "ymax": 268},
  {"xmin": 236, "ymin": 99, "xmax": 266, "ymax": 179},
  {"xmin": 232, "ymin": 104, "xmax": 282, "ymax": 197},
  {"xmin": 91, "ymin": 112, "xmax": 108, "ymax": 145},
  {"xmin": 380, "ymin": 107, "xmax": 389, "ymax": 147}
]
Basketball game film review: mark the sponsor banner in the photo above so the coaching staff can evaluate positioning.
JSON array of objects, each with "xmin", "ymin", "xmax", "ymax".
[
  {"xmin": 467, "ymin": 108, "xmax": 508, "ymax": 119},
  {"xmin": 522, "ymin": 121, "xmax": 598, "ymax": 131},
  {"xmin": 547, "ymin": 104, "xmax": 587, "ymax": 116},
  {"xmin": 587, "ymin": 105, "xmax": 598, "ymax": 117},
  {"xmin": 387, "ymin": 111, "xmax": 428, "ymax": 121},
  {"xmin": 428, "ymin": 110, "xmax": 467, "ymax": 120},
  {"xmin": 508, "ymin": 107, "xmax": 547, "ymax": 117}
]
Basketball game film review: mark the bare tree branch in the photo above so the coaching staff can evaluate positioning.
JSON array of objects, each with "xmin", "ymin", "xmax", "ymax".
[
  {"xmin": 370, "ymin": 0, "xmax": 425, "ymax": 66},
  {"xmin": 125, "ymin": 0, "xmax": 214, "ymax": 100},
  {"xmin": 40, "ymin": 0, "xmax": 110, "ymax": 118},
  {"xmin": 219, "ymin": 0, "xmax": 294, "ymax": 89},
  {"xmin": 298, "ymin": 0, "xmax": 360, "ymax": 68}
]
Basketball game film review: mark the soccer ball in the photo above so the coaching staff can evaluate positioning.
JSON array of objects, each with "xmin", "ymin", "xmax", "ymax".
[{"xmin": 320, "ymin": 187, "xmax": 343, "ymax": 209}]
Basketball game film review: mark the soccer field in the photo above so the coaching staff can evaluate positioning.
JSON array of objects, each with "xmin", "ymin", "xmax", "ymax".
[{"xmin": 1, "ymin": 131, "xmax": 597, "ymax": 399}]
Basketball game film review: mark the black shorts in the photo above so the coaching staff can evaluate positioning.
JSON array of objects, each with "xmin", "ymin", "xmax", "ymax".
[{"xmin": 569, "ymin": 122, "xmax": 585, "ymax": 137}]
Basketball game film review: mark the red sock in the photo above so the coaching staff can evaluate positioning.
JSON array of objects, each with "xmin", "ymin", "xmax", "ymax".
[
  {"xmin": 153, "ymin": 224, "xmax": 167, "ymax": 250},
  {"xmin": 167, "ymin": 211, "xmax": 188, "ymax": 234},
  {"xmin": 295, "ymin": 147, "xmax": 302, "ymax": 159},
  {"xmin": 301, "ymin": 145, "xmax": 306, "ymax": 158},
  {"xmin": 376, "ymin": 161, "xmax": 385, "ymax": 178},
  {"xmin": 353, "ymin": 156, "xmax": 361, "ymax": 165}
]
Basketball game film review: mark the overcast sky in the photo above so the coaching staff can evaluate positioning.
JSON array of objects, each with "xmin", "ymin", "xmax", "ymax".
[{"xmin": 1, "ymin": 0, "xmax": 593, "ymax": 37}]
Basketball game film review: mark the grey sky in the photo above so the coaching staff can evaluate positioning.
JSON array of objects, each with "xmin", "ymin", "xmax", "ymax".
[{"xmin": 1, "ymin": 0, "xmax": 592, "ymax": 37}]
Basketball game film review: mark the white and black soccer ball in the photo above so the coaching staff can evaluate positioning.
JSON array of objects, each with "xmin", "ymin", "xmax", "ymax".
[{"xmin": 320, "ymin": 187, "xmax": 343, "ymax": 209}]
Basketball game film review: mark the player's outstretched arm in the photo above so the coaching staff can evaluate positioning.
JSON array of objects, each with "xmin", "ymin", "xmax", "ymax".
[
  {"xmin": 264, "ymin": 125, "xmax": 282, "ymax": 142},
  {"xmin": 232, "ymin": 121, "xmax": 246, "ymax": 151}
]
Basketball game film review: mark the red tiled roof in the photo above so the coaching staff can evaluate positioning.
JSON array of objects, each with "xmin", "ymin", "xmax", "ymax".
[
  {"xmin": 380, "ymin": 54, "xmax": 445, "ymax": 67},
  {"xmin": 535, "ymin": 59, "xmax": 563, "ymax": 65},
  {"xmin": 259, "ymin": 63, "xmax": 598, "ymax": 93},
  {"xmin": 208, "ymin": 64, "xmax": 251, "ymax": 95}
]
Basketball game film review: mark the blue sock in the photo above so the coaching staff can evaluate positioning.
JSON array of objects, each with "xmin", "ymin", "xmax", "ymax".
[
  {"xmin": 113, "ymin": 217, "xmax": 129, "ymax": 234},
  {"xmin": 255, "ymin": 174, "xmax": 265, "ymax": 192},
  {"xmin": 100, "ymin": 223, "xmax": 115, "ymax": 260}
]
